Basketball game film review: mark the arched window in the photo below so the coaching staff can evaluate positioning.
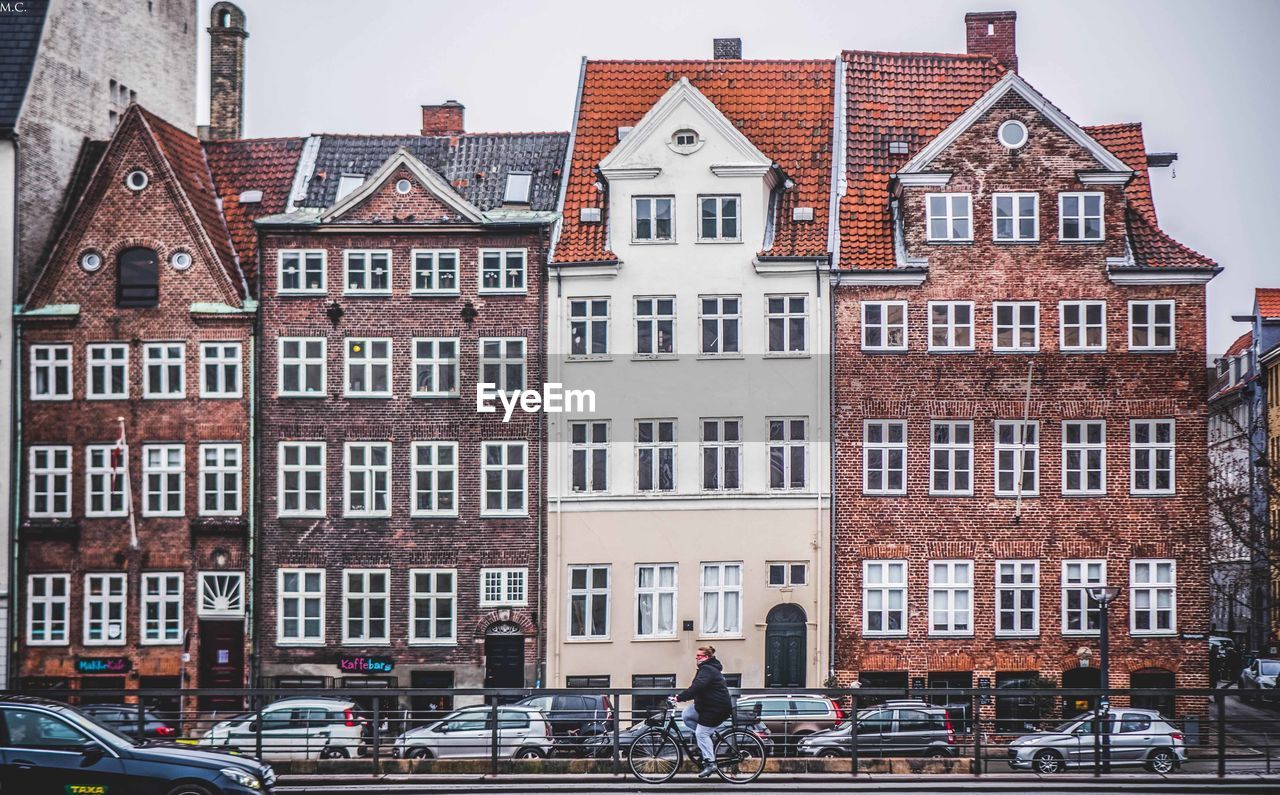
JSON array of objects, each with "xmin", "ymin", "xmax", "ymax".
[{"xmin": 117, "ymin": 247, "xmax": 159, "ymax": 307}]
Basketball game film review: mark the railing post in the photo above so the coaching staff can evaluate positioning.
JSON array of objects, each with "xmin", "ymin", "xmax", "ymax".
[
  {"xmin": 1092, "ymin": 696, "xmax": 1101, "ymax": 778},
  {"xmin": 972, "ymin": 693, "xmax": 981, "ymax": 777},
  {"xmin": 1216, "ymin": 691, "xmax": 1226, "ymax": 779},
  {"xmin": 136, "ymin": 691, "xmax": 146, "ymax": 739},
  {"xmin": 372, "ymin": 695, "xmax": 381, "ymax": 777},
  {"xmin": 849, "ymin": 691, "xmax": 858, "ymax": 777},
  {"xmin": 490, "ymin": 698, "xmax": 500, "ymax": 776},
  {"xmin": 611, "ymin": 689, "xmax": 621, "ymax": 775},
  {"xmin": 254, "ymin": 693, "xmax": 263, "ymax": 762}
]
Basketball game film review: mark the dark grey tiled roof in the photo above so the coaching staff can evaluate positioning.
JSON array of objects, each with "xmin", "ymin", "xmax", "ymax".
[
  {"xmin": 0, "ymin": 0, "xmax": 49, "ymax": 131},
  {"xmin": 301, "ymin": 132, "xmax": 568, "ymax": 212}
]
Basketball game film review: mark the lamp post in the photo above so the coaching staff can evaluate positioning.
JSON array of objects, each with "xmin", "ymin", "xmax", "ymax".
[{"xmin": 1088, "ymin": 585, "xmax": 1121, "ymax": 773}]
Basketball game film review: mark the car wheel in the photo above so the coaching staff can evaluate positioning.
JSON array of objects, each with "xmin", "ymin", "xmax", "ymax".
[
  {"xmin": 817, "ymin": 748, "xmax": 843, "ymax": 758},
  {"xmin": 321, "ymin": 746, "xmax": 350, "ymax": 759},
  {"xmin": 1033, "ymin": 749, "xmax": 1065, "ymax": 774},
  {"xmin": 165, "ymin": 784, "xmax": 216, "ymax": 795},
  {"xmin": 925, "ymin": 748, "xmax": 950, "ymax": 758},
  {"xmin": 1146, "ymin": 747, "xmax": 1178, "ymax": 774},
  {"xmin": 515, "ymin": 746, "xmax": 546, "ymax": 759},
  {"xmin": 408, "ymin": 746, "xmax": 433, "ymax": 759}
]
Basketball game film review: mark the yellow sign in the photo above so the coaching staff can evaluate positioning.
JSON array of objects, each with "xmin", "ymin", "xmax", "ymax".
[{"xmin": 65, "ymin": 786, "xmax": 107, "ymax": 795}]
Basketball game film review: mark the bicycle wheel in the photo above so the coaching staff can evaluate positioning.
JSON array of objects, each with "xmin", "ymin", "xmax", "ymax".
[
  {"xmin": 714, "ymin": 729, "xmax": 767, "ymax": 784},
  {"xmin": 628, "ymin": 728, "xmax": 682, "ymax": 784}
]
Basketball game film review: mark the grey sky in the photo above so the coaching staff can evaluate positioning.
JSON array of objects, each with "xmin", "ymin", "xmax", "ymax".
[{"xmin": 196, "ymin": 0, "xmax": 1278, "ymax": 355}]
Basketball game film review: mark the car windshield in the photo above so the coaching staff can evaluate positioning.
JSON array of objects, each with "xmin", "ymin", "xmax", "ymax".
[
  {"xmin": 1260, "ymin": 661, "xmax": 1280, "ymax": 676},
  {"xmin": 61, "ymin": 707, "xmax": 141, "ymax": 749},
  {"xmin": 1052, "ymin": 719, "xmax": 1082, "ymax": 733}
]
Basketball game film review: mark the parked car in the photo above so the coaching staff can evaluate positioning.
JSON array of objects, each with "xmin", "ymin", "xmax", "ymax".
[
  {"xmin": 1, "ymin": 695, "xmax": 276, "ymax": 794},
  {"xmin": 1238, "ymin": 658, "xmax": 1279, "ymax": 704},
  {"xmin": 1007, "ymin": 708, "xmax": 1185, "ymax": 774},
  {"xmin": 513, "ymin": 693, "xmax": 615, "ymax": 756},
  {"xmin": 734, "ymin": 694, "xmax": 844, "ymax": 754},
  {"xmin": 393, "ymin": 705, "xmax": 552, "ymax": 760},
  {"xmin": 582, "ymin": 709, "xmax": 773, "ymax": 758},
  {"xmin": 198, "ymin": 696, "xmax": 367, "ymax": 760},
  {"xmin": 796, "ymin": 700, "xmax": 956, "ymax": 758},
  {"xmin": 80, "ymin": 703, "xmax": 177, "ymax": 740}
]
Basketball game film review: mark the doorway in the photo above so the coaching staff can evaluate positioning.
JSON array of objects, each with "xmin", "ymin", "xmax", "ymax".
[
  {"xmin": 197, "ymin": 620, "xmax": 245, "ymax": 712},
  {"xmin": 1130, "ymin": 669, "xmax": 1176, "ymax": 717},
  {"xmin": 484, "ymin": 623, "xmax": 525, "ymax": 703},
  {"xmin": 1061, "ymin": 666, "xmax": 1101, "ymax": 718},
  {"xmin": 765, "ymin": 604, "xmax": 806, "ymax": 688}
]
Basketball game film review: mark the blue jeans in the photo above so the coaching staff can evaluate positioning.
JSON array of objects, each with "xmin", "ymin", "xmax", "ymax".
[{"xmin": 681, "ymin": 704, "xmax": 716, "ymax": 764}]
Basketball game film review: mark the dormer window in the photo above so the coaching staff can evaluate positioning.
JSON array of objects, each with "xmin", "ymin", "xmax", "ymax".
[
  {"xmin": 1059, "ymin": 193, "xmax": 1104, "ymax": 241},
  {"xmin": 633, "ymin": 196, "xmax": 674, "ymax": 242},
  {"xmin": 926, "ymin": 194, "xmax": 972, "ymax": 242},
  {"xmin": 335, "ymin": 174, "xmax": 364, "ymax": 201},
  {"xmin": 503, "ymin": 172, "xmax": 532, "ymax": 204},
  {"xmin": 698, "ymin": 195, "xmax": 740, "ymax": 241}
]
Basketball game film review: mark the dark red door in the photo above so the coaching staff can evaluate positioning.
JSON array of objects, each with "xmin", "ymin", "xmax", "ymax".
[{"xmin": 198, "ymin": 620, "xmax": 245, "ymax": 712}]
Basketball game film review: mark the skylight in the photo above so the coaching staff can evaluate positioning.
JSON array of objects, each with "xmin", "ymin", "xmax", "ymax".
[{"xmin": 503, "ymin": 172, "xmax": 532, "ymax": 204}]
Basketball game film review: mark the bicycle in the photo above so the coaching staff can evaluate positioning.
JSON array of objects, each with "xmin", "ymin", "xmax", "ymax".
[{"xmin": 626, "ymin": 703, "xmax": 767, "ymax": 784}]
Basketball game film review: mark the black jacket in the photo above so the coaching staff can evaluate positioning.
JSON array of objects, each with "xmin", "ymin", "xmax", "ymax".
[{"xmin": 677, "ymin": 657, "xmax": 732, "ymax": 726}]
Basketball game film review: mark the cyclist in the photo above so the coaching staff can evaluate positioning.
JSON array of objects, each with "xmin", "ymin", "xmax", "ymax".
[{"xmin": 671, "ymin": 644, "xmax": 732, "ymax": 778}]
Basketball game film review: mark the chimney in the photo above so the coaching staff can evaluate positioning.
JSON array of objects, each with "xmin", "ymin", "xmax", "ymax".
[
  {"xmin": 965, "ymin": 11, "xmax": 1017, "ymax": 73},
  {"xmin": 713, "ymin": 38, "xmax": 742, "ymax": 60},
  {"xmin": 421, "ymin": 101, "xmax": 465, "ymax": 136},
  {"xmin": 206, "ymin": 2, "xmax": 248, "ymax": 140}
]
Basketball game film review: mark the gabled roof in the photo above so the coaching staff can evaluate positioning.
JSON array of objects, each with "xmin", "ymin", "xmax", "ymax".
[
  {"xmin": 0, "ymin": 0, "xmax": 48, "ymax": 132},
  {"xmin": 554, "ymin": 59, "xmax": 835, "ymax": 264},
  {"xmin": 320, "ymin": 147, "xmax": 485, "ymax": 223},
  {"xmin": 1224, "ymin": 330, "xmax": 1253, "ymax": 358},
  {"xmin": 1257, "ymin": 288, "xmax": 1280, "ymax": 320}
]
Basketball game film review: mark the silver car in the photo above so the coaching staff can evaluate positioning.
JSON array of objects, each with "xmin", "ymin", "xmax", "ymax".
[
  {"xmin": 1007, "ymin": 708, "xmax": 1185, "ymax": 774},
  {"xmin": 393, "ymin": 705, "xmax": 553, "ymax": 760},
  {"xmin": 1239, "ymin": 658, "xmax": 1279, "ymax": 703}
]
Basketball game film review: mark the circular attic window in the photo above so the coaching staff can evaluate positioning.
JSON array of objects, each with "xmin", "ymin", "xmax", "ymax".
[
  {"xmin": 395, "ymin": 178, "xmax": 413, "ymax": 195},
  {"xmin": 125, "ymin": 169, "xmax": 149, "ymax": 191},
  {"xmin": 170, "ymin": 251, "xmax": 193, "ymax": 271},
  {"xmin": 998, "ymin": 120, "xmax": 1028, "ymax": 150},
  {"xmin": 668, "ymin": 129, "xmax": 704, "ymax": 155},
  {"xmin": 79, "ymin": 250, "xmax": 103, "ymax": 273}
]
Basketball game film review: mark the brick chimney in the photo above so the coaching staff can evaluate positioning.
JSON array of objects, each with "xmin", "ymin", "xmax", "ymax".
[
  {"xmin": 421, "ymin": 101, "xmax": 465, "ymax": 136},
  {"xmin": 206, "ymin": 2, "xmax": 248, "ymax": 140},
  {"xmin": 713, "ymin": 38, "xmax": 742, "ymax": 60},
  {"xmin": 965, "ymin": 11, "xmax": 1017, "ymax": 73}
]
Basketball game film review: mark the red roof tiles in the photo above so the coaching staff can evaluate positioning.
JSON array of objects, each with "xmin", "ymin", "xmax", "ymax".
[
  {"xmin": 1224, "ymin": 330, "xmax": 1252, "ymax": 357},
  {"xmin": 1258, "ymin": 288, "xmax": 1280, "ymax": 319}
]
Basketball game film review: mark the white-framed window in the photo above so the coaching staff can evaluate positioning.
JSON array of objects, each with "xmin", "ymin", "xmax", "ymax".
[
  {"xmin": 1062, "ymin": 559, "xmax": 1105, "ymax": 634},
  {"xmin": 862, "ymin": 301, "xmax": 908, "ymax": 351},
  {"xmin": 344, "ymin": 338, "xmax": 392, "ymax": 397},
  {"xmin": 409, "ymin": 569, "xmax": 456, "ymax": 644},
  {"xmin": 278, "ymin": 568, "xmax": 325, "ymax": 645},
  {"xmin": 996, "ymin": 560, "xmax": 1039, "ymax": 636},
  {"xmin": 635, "ymin": 563, "xmax": 677, "ymax": 639},
  {"xmin": 84, "ymin": 573, "xmax": 127, "ymax": 645},
  {"xmin": 278, "ymin": 249, "xmax": 326, "ymax": 294},
  {"xmin": 1128, "ymin": 300, "xmax": 1175, "ymax": 351},
  {"xmin": 479, "ymin": 249, "xmax": 527, "ymax": 292},
  {"xmin": 863, "ymin": 560, "xmax": 907, "ymax": 636},
  {"xmin": 199, "ymin": 342, "xmax": 242, "ymax": 398},
  {"xmin": 28, "ymin": 445, "xmax": 72, "ymax": 518},
  {"xmin": 635, "ymin": 296, "xmax": 675, "ymax": 357},
  {"xmin": 926, "ymin": 193, "xmax": 972, "ymax": 241},
  {"xmin": 569, "ymin": 298, "xmax": 610, "ymax": 358},
  {"xmin": 143, "ymin": 342, "xmax": 185, "ymax": 398},
  {"xmin": 142, "ymin": 444, "xmax": 184, "ymax": 516},
  {"xmin": 1059, "ymin": 301, "xmax": 1107, "ymax": 351},
  {"xmin": 85, "ymin": 445, "xmax": 126, "ymax": 517},
  {"xmin": 411, "ymin": 442, "xmax": 457, "ymax": 517},
  {"xmin": 994, "ymin": 420, "xmax": 1038, "ymax": 496},
  {"xmin": 930, "ymin": 420, "xmax": 973, "ymax": 495},
  {"xmin": 481, "ymin": 441, "xmax": 527, "ymax": 516},
  {"xmin": 198, "ymin": 443, "xmax": 241, "ymax": 516},
  {"xmin": 342, "ymin": 569, "xmax": 390, "ymax": 644},
  {"xmin": 699, "ymin": 296, "xmax": 741, "ymax": 355},
  {"xmin": 928, "ymin": 302, "xmax": 974, "ymax": 352},
  {"xmin": 767, "ymin": 562, "xmax": 808, "ymax": 587},
  {"xmin": 700, "ymin": 562, "xmax": 742, "ymax": 637},
  {"xmin": 633, "ymin": 196, "xmax": 674, "ymax": 242},
  {"xmin": 993, "ymin": 192, "xmax": 1038, "ymax": 241},
  {"xmin": 929, "ymin": 560, "xmax": 973, "ymax": 636},
  {"xmin": 701, "ymin": 418, "xmax": 742, "ymax": 492},
  {"xmin": 411, "ymin": 249, "xmax": 460, "ymax": 294},
  {"xmin": 768, "ymin": 417, "xmax": 808, "ymax": 490},
  {"xmin": 30, "ymin": 344, "xmax": 73, "ymax": 400},
  {"xmin": 27, "ymin": 574, "xmax": 69, "ymax": 645},
  {"xmin": 480, "ymin": 568, "xmax": 527, "ymax": 606},
  {"xmin": 503, "ymin": 172, "xmax": 532, "ymax": 203},
  {"xmin": 412, "ymin": 338, "xmax": 459, "ymax": 397},
  {"xmin": 197, "ymin": 571, "xmax": 245, "ymax": 618},
  {"xmin": 1130, "ymin": 559, "xmax": 1176, "ymax": 635},
  {"xmin": 278, "ymin": 442, "xmax": 325, "ymax": 517},
  {"xmin": 570, "ymin": 421, "xmax": 609, "ymax": 493},
  {"xmin": 993, "ymin": 302, "xmax": 1039, "ymax": 352},
  {"xmin": 698, "ymin": 195, "xmax": 740, "ymax": 241},
  {"xmin": 766, "ymin": 295, "xmax": 807, "ymax": 354},
  {"xmin": 141, "ymin": 572, "xmax": 182, "ymax": 645},
  {"xmin": 568, "ymin": 565, "xmax": 610, "ymax": 640},
  {"xmin": 636, "ymin": 419, "xmax": 676, "ymax": 492},
  {"xmin": 1058, "ymin": 192, "xmax": 1104, "ymax": 241},
  {"xmin": 86, "ymin": 343, "xmax": 128, "ymax": 399},
  {"xmin": 1063, "ymin": 420, "xmax": 1106, "ymax": 495},
  {"xmin": 479, "ymin": 338, "xmax": 525, "ymax": 394},
  {"xmin": 1131, "ymin": 419, "xmax": 1175, "ymax": 495},
  {"xmin": 344, "ymin": 250, "xmax": 391, "ymax": 294},
  {"xmin": 278, "ymin": 338, "xmax": 326, "ymax": 397},
  {"xmin": 344, "ymin": 442, "xmax": 391, "ymax": 517},
  {"xmin": 863, "ymin": 420, "xmax": 906, "ymax": 495}
]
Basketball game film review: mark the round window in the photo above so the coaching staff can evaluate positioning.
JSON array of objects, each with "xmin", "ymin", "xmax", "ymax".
[
  {"xmin": 125, "ymin": 169, "xmax": 149, "ymax": 191},
  {"xmin": 998, "ymin": 120, "xmax": 1028, "ymax": 150},
  {"xmin": 170, "ymin": 251, "xmax": 193, "ymax": 271},
  {"xmin": 672, "ymin": 129, "xmax": 699, "ymax": 148},
  {"xmin": 395, "ymin": 178, "xmax": 412, "ymax": 195},
  {"xmin": 79, "ymin": 251, "xmax": 103, "ymax": 273}
]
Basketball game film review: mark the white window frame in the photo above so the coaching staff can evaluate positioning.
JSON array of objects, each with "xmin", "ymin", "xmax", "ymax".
[
  {"xmin": 568, "ymin": 298, "xmax": 610, "ymax": 359},
  {"xmin": 635, "ymin": 563, "xmax": 677, "ymax": 639},
  {"xmin": 1058, "ymin": 192, "xmax": 1105, "ymax": 241},
  {"xmin": 994, "ymin": 420, "xmax": 1039, "ymax": 497},
  {"xmin": 278, "ymin": 442, "xmax": 326, "ymax": 517},
  {"xmin": 927, "ymin": 301, "xmax": 974, "ymax": 352},
  {"xmin": 568, "ymin": 564, "xmax": 611, "ymax": 640},
  {"xmin": 766, "ymin": 294, "xmax": 808, "ymax": 355},
  {"xmin": 992, "ymin": 302, "xmax": 1040, "ymax": 352},
  {"xmin": 1130, "ymin": 559, "xmax": 1177, "ymax": 635},
  {"xmin": 343, "ymin": 249, "xmax": 392, "ymax": 295},
  {"xmin": 478, "ymin": 248, "xmax": 527, "ymax": 294},
  {"xmin": 768, "ymin": 417, "xmax": 808, "ymax": 491},
  {"xmin": 30, "ymin": 344, "xmax": 73, "ymax": 401},
  {"xmin": 85, "ymin": 445, "xmax": 127, "ymax": 517},
  {"xmin": 342, "ymin": 568, "xmax": 391, "ymax": 645},
  {"xmin": 767, "ymin": 562, "xmax": 808, "ymax": 588},
  {"xmin": 86, "ymin": 343, "xmax": 129, "ymax": 400},
  {"xmin": 1059, "ymin": 300, "xmax": 1107, "ymax": 352},
  {"xmin": 697, "ymin": 194, "xmax": 741, "ymax": 242},
  {"xmin": 140, "ymin": 572, "xmax": 183, "ymax": 645},
  {"xmin": 28, "ymin": 445, "xmax": 72, "ymax": 518},
  {"xmin": 699, "ymin": 295, "xmax": 741, "ymax": 355},
  {"xmin": 863, "ymin": 420, "xmax": 907, "ymax": 495},
  {"xmin": 992, "ymin": 192, "xmax": 1039, "ymax": 242},
  {"xmin": 861, "ymin": 301, "xmax": 908, "ymax": 352},
  {"xmin": 1062, "ymin": 420, "xmax": 1106, "ymax": 496},
  {"xmin": 926, "ymin": 193, "xmax": 973, "ymax": 242},
  {"xmin": 26, "ymin": 573, "xmax": 70, "ymax": 646},
  {"xmin": 570, "ymin": 420, "xmax": 609, "ymax": 493},
  {"xmin": 278, "ymin": 337, "xmax": 327, "ymax": 397},
  {"xmin": 1061, "ymin": 559, "xmax": 1106, "ymax": 635},
  {"xmin": 928, "ymin": 560, "xmax": 973, "ymax": 636},
  {"xmin": 197, "ymin": 571, "xmax": 246, "ymax": 618},
  {"xmin": 1130, "ymin": 419, "xmax": 1176, "ymax": 495},
  {"xmin": 995, "ymin": 560, "xmax": 1039, "ymax": 637},
  {"xmin": 411, "ymin": 441, "xmax": 458, "ymax": 517},
  {"xmin": 481, "ymin": 441, "xmax": 528, "ymax": 517},
  {"xmin": 198, "ymin": 442, "xmax": 242, "ymax": 516},
  {"xmin": 700, "ymin": 418, "xmax": 742, "ymax": 492},
  {"xmin": 142, "ymin": 342, "xmax": 185, "ymax": 399},
  {"xmin": 343, "ymin": 442, "xmax": 391, "ymax": 517},
  {"xmin": 862, "ymin": 560, "xmax": 907, "ymax": 637},
  {"xmin": 632, "ymin": 196, "xmax": 674, "ymax": 243},
  {"xmin": 344, "ymin": 338, "xmax": 392, "ymax": 398},
  {"xmin": 929, "ymin": 420, "xmax": 973, "ymax": 496},
  {"xmin": 141, "ymin": 444, "xmax": 185, "ymax": 517},
  {"xmin": 412, "ymin": 338, "xmax": 460, "ymax": 398},
  {"xmin": 1128, "ymin": 300, "xmax": 1176, "ymax": 352},
  {"xmin": 409, "ymin": 569, "xmax": 457, "ymax": 645},
  {"xmin": 699, "ymin": 562, "xmax": 743, "ymax": 638},
  {"xmin": 479, "ymin": 338, "xmax": 526, "ymax": 394},
  {"xmin": 634, "ymin": 296, "xmax": 676, "ymax": 358},
  {"xmin": 411, "ymin": 249, "xmax": 460, "ymax": 295},
  {"xmin": 278, "ymin": 249, "xmax": 326, "ymax": 294},
  {"xmin": 199, "ymin": 342, "xmax": 242, "ymax": 398},
  {"xmin": 83, "ymin": 573, "xmax": 127, "ymax": 646},
  {"xmin": 278, "ymin": 568, "xmax": 325, "ymax": 645},
  {"xmin": 480, "ymin": 568, "xmax": 528, "ymax": 607},
  {"xmin": 636, "ymin": 419, "xmax": 677, "ymax": 493}
]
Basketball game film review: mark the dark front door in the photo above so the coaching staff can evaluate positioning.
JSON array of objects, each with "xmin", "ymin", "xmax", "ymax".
[
  {"xmin": 765, "ymin": 604, "xmax": 806, "ymax": 688},
  {"xmin": 484, "ymin": 627, "xmax": 525, "ymax": 703},
  {"xmin": 198, "ymin": 619, "xmax": 245, "ymax": 712},
  {"xmin": 1062, "ymin": 666, "xmax": 1101, "ymax": 718}
]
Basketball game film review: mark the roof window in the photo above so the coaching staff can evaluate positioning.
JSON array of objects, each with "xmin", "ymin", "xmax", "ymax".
[
  {"xmin": 503, "ymin": 172, "xmax": 532, "ymax": 204},
  {"xmin": 335, "ymin": 174, "xmax": 364, "ymax": 201}
]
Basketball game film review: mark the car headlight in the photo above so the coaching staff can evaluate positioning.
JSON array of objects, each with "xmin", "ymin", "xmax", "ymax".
[{"xmin": 220, "ymin": 767, "xmax": 262, "ymax": 790}]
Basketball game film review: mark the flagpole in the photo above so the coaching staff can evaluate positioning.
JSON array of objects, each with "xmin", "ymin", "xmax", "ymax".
[{"xmin": 118, "ymin": 416, "xmax": 138, "ymax": 549}]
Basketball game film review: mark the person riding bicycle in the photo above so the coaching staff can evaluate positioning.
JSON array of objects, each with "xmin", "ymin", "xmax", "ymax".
[{"xmin": 671, "ymin": 644, "xmax": 732, "ymax": 778}]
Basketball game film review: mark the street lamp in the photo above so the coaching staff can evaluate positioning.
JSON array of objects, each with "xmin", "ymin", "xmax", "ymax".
[{"xmin": 1088, "ymin": 585, "xmax": 1121, "ymax": 773}]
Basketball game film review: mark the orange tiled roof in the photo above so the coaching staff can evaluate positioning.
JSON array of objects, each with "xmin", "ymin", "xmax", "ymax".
[
  {"xmin": 1258, "ymin": 288, "xmax": 1280, "ymax": 319},
  {"xmin": 1085, "ymin": 123, "xmax": 1155, "ymax": 220},
  {"xmin": 1225, "ymin": 330, "xmax": 1252, "ymax": 357},
  {"xmin": 554, "ymin": 59, "xmax": 835, "ymax": 264}
]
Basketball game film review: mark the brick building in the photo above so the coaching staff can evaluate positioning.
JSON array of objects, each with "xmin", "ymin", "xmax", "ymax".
[{"xmin": 830, "ymin": 11, "xmax": 1219, "ymax": 723}]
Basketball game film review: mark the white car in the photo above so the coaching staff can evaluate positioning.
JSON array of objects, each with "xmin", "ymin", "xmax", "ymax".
[
  {"xmin": 198, "ymin": 697, "xmax": 368, "ymax": 760},
  {"xmin": 393, "ymin": 705, "xmax": 553, "ymax": 760}
]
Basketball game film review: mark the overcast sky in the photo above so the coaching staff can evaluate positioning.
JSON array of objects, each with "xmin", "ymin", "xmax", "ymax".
[{"xmin": 196, "ymin": 0, "xmax": 1278, "ymax": 355}]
